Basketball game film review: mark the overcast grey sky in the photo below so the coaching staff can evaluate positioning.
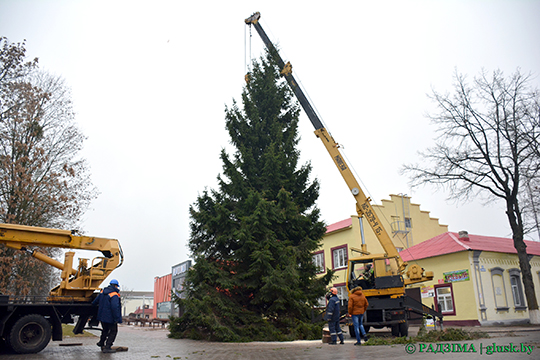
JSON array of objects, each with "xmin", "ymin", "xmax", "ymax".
[{"xmin": 1, "ymin": 0, "xmax": 539, "ymax": 291}]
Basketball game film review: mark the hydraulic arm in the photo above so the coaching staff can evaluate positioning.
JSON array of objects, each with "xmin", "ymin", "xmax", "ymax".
[{"xmin": 0, "ymin": 223, "xmax": 123, "ymax": 302}]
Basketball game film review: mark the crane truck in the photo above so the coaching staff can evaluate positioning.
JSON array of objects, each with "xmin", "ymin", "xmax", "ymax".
[
  {"xmin": 0, "ymin": 223, "xmax": 123, "ymax": 353},
  {"xmin": 245, "ymin": 12, "xmax": 442, "ymax": 337}
]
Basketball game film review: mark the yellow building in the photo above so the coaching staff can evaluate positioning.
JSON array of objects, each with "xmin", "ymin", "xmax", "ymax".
[
  {"xmin": 401, "ymin": 231, "xmax": 540, "ymax": 325},
  {"xmin": 314, "ymin": 194, "xmax": 448, "ymax": 300}
]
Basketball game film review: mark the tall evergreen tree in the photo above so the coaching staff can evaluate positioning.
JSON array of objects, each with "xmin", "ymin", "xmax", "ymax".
[{"xmin": 169, "ymin": 51, "xmax": 333, "ymax": 341}]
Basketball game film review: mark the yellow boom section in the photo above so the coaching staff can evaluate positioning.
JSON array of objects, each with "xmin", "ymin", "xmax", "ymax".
[
  {"xmin": 314, "ymin": 128, "xmax": 407, "ymax": 272},
  {"xmin": 0, "ymin": 223, "xmax": 123, "ymax": 302}
]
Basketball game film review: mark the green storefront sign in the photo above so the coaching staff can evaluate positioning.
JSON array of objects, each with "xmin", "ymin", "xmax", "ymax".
[{"xmin": 443, "ymin": 269, "xmax": 470, "ymax": 283}]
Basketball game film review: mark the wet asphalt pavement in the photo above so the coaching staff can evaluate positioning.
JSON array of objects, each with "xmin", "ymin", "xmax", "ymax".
[{"xmin": 1, "ymin": 324, "xmax": 539, "ymax": 359}]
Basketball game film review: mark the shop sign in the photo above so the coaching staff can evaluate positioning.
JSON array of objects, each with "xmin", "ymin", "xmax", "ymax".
[{"xmin": 443, "ymin": 269, "xmax": 470, "ymax": 283}]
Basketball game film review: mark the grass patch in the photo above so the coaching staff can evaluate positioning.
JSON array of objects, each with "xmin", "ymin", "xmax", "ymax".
[
  {"xmin": 416, "ymin": 328, "xmax": 488, "ymax": 342},
  {"xmin": 62, "ymin": 324, "xmax": 96, "ymax": 337},
  {"xmin": 363, "ymin": 328, "xmax": 489, "ymax": 346}
]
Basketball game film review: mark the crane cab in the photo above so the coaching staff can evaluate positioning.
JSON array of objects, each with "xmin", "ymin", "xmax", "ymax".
[{"xmin": 347, "ymin": 255, "xmax": 405, "ymax": 297}]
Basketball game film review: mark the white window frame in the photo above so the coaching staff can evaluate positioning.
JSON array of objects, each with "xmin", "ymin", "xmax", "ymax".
[
  {"xmin": 435, "ymin": 284, "xmax": 455, "ymax": 315},
  {"xmin": 510, "ymin": 276, "xmax": 521, "ymax": 306},
  {"xmin": 334, "ymin": 284, "xmax": 349, "ymax": 307},
  {"xmin": 332, "ymin": 246, "xmax": 348, "ymax": 269},
  {"xmin": 312, "ymin": 251, "xmax": 324, "ymax": 273},
  {"xmin": 508, "ymin": 268, "xmax": 525, "ymax": 309},
  {"xmin": 336, "ymin": 286, "xmax": 348, "ymax": 301}
]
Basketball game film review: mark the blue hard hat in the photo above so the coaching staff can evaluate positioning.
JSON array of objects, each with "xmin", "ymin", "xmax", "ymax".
[{"xmin": 110, "ymin": 279, "xmax": 119, "ymax": 286}]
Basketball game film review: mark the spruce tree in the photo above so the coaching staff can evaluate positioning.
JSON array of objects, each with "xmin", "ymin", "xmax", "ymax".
[{"xmin": 169, "ymin": 51, "xmax": 333, "ymax": 341}]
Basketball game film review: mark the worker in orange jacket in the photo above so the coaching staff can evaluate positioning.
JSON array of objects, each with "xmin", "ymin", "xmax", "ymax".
[{"xmin": 348, "ymin": 286, "xmax": 369, "ymax": 345}]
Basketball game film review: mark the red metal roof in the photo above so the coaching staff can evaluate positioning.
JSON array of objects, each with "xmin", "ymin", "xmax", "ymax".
[
  {"xmin": 400, "ymin": 232, "xmax": 540, "ymax": 261},
  {"xmin": 326, "ymin": 218, "xmax": 352, "ymax": 234}
]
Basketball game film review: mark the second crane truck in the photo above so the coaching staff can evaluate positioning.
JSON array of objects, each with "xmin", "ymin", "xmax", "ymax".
[
  {"xmin": 0, "ymin": 223, "xmax": 123, "ymax": 353},
  {"xmin": 245, "ymin": 12, "xmax": 442, "ymax": 337}
]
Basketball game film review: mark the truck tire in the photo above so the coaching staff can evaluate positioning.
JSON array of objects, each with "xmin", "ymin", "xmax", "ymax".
[
  {"xmin": 364, "ymin": 325, "xmax": 370, "ymax": 334},
  {"xmin": 399, "ymin": 320, "xmax": 409, "ymax": 337},
  {"xmin": 349, "ymin": 324, "xmax": 370, "ymax": 338},
  {"xmin": 8, "ymin": 314, "xmax": 52, "ymax": 354},
  {"xmin": 349, "ymin": 325, "xmax": 355, "ymax": 338}
]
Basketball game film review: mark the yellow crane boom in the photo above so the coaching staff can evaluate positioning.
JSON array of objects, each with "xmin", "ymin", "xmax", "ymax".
[
  {"xmin": 244, "ymin": 12, "xmax": 445, "ymax": 338},
  {"xmin": 0, "ymin": 223, "xmax": 123, "ymax": 302},
  {"xmin": 244, "ymin": 12, "xmax": 433, "ymax": 290}
]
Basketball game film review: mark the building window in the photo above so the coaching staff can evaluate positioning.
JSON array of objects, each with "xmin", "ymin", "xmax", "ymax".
[
  {"xmin": 404, "ymin": 217, "xmax": 412, "ymax": 228},
  {"xmin": 312, "ymin": 251, "xmax": 325, "ymax": 274},
  {"xmin": 508, "ymin": 268, "xmax": 526, "ymax": 309},
  {"xmin": 434, "ymin": 284, "xmax": 456, "ymax": 316},
  {"xmin": 331, "ymin": 245, "xmax": 348, "ymax": 269},
  {"xmin": 510, "ymin": 276, "xmax": 521, "ymax": 306},
  {"xmin": 334, "ymin": 283, "xmax": 348, "ymax": 307},
  {"xmin": 316, "ymin": 295, "xmax": 327, "ymax": 308},
  {"xmin": 336, "ymin": 285, "xmax": 348, "ymax": 300}
]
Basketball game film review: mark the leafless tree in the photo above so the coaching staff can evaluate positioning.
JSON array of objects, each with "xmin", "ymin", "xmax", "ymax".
[
  {"xmin": 402, "ymin": 69, "xmax": 540, "ymax": 324},
  {"xmin": 0, "ymin": 37, "xmax": 98, "ymax": 296},
  {"xmin": 119, "ymin": 287, "xmax": 134, "ymax": 317},
  {"xmin": 522, "ymin": 178, "xmax": 540, "ymax": 241}
]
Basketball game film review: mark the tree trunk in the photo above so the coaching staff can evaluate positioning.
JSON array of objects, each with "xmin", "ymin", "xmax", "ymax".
[
  {"xmin": 507, "ymin": 202, "xmax": 539, "ymax": 324},
  {"xmin": 514, "ymin": 238, "xmax": 539, "ymax": 314}
]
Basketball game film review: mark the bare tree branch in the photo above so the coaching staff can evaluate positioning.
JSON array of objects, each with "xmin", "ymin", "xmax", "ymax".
[{"xmin": 402, "ymin": 69, "xmax": 540, "ymax": 322}]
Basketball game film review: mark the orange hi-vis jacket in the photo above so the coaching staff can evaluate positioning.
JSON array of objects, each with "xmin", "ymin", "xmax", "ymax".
[{"xmin": 348, "ymin": 287, "xmax": 369, "ymax": 315}]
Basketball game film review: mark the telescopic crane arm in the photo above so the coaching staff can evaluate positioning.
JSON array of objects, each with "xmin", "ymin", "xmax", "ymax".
[
  {"xmin": 245, "ymin": 12, "xmax": 407, "ymax": 272},
  {"xmin": 245, "ymin": 12, "xmax": 323, "ymax": 130}
]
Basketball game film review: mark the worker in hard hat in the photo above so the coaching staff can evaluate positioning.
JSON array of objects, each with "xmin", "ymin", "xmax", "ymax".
[
  {"xmin": 92, "ymin": 279, "xmax": 123, "ymax": 353},
  {"xmin": 358, "ymin": 263, "xmax": 375, "ymax": 289},
  {"xmin": 324, "ymin": 287, "xmax": 344, "ymax": 345}
]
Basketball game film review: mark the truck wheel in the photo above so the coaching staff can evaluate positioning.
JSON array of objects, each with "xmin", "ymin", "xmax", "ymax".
[
  {"xmin": 349, "ymin": 325, "xmax": 355, "ymax": 338},
  {"xmin": 350, "ymin": 324, "xmax": 370, "ymax": 338},
  {"xmin": 364, "ymin": 325, "xmax": 370, "ymax": 334},
  {"xmin": 8, "ymin": 314, "xmax": 52, "ymax": 354},
  {"xmin": 0, "ymin": 337, "xmax": 11, "ymax": 352},
  {"xmin": 391, "ymin": 324, "xmax": 400, "ymax": 337},
  {"xmin": 399, "ymin": 320, "xmax": 409, "ymax": 337}
]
